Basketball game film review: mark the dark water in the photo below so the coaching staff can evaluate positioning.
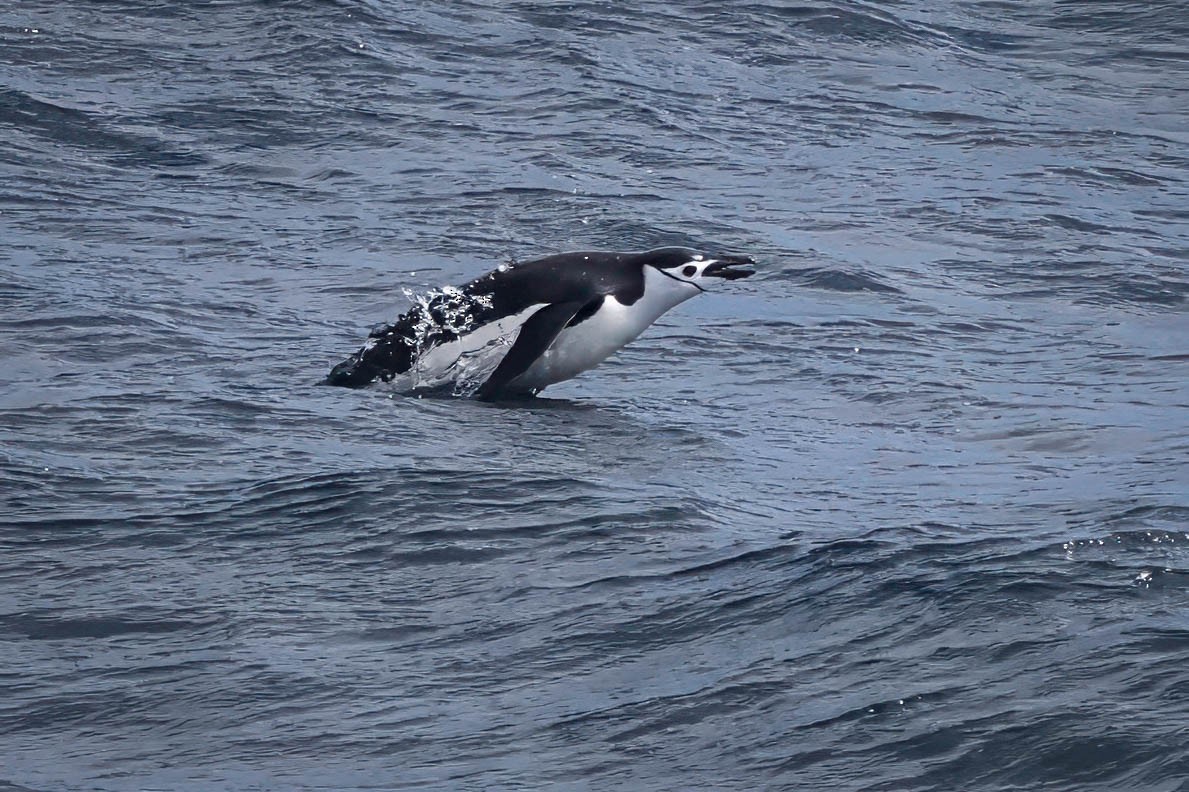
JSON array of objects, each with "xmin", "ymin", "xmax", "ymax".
[{"xmin": 2, "ymin": 1, "xmax": 1188, "ymax": 789}]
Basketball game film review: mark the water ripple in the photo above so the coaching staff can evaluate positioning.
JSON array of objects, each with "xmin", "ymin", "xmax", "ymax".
[{"xmin": 2, "ymin": 0, "xmax": 1187, "ymax": 789}]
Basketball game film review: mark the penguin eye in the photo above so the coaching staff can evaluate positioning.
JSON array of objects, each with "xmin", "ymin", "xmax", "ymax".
[{"xmin": 682, "ymin": 265, "xmax": 698, "ymax": 277}]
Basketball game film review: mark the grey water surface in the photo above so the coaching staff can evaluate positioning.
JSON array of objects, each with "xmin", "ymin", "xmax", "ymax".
[{"xmin": 2, "ymin": 1, "xmax": 1188, "ymax": 790}]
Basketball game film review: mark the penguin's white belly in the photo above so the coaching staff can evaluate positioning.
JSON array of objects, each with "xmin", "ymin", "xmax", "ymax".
[{"xmin": 513, "ymin": 284, "xmax": 696, "ymax": 391}]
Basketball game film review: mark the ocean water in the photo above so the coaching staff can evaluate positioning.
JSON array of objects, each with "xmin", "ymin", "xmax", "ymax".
[{"xmin": 2, "ymin": 1, "xmax": 1188, "ymax": 790}]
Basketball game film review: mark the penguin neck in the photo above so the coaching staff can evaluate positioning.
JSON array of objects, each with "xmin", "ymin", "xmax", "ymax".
[{"xmin": 634, "ymin": 265, "xmax": 702, "ymax": 324}]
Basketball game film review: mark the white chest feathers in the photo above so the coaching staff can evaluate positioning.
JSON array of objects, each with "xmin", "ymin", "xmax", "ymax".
[{"xmin": 513, "ymin": 266, "xmax": 701, "ymax": 391}]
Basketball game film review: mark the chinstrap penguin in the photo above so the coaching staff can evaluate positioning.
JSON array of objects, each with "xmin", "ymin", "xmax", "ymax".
[{"xmin": 323, "ymin": 247, "xmax": 755, "ymax": 399}]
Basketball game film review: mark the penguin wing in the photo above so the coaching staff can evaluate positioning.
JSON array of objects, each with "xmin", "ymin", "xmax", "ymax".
[{"xmin": 476, "ymin": 300, "xmax": 587, "ymax": 400}]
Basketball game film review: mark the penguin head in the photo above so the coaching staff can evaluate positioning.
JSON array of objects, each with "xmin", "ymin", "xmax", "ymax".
[{"xmin": 641, "ymin": 247, "xmax": 756, "ymax": 292}]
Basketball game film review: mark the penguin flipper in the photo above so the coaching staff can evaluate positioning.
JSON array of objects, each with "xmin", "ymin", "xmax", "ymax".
[{"xmin": 476, "ymin": 301, "xmax": 585, "ymax": 400}]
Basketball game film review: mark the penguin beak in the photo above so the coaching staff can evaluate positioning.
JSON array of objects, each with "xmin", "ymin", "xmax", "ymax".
[{"xmin": 703, "ymin": 254, "xmax": 756, "ymax": 281}]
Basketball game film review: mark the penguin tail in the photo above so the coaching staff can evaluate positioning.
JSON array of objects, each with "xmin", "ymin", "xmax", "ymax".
[
  {"xmin": 322, "ymin": 333, "xmax": 414, "ymax": 388},
  {"xmin": 321, "ymin": 355, "xmax": 379, "ymax": 387}
]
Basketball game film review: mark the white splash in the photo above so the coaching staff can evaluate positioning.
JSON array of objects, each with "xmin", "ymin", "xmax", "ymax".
[{"xmin": 382, "ymin": 286, "xmax": 531, "ymax": 397}]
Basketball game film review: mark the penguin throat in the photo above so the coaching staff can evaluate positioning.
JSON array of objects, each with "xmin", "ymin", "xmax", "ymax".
[{"xmin": 653, "ymin": 266, "xmax": 705, "ymax": 293}]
